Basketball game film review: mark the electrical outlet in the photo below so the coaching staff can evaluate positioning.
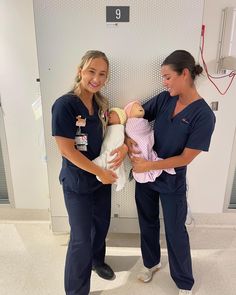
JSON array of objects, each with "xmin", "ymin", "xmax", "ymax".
[{"xmin": 211, "ymin": 101, "xmax": 219, "ymax": 111}]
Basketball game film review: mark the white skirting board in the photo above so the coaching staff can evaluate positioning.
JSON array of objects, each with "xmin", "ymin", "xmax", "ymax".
[{"xmin": 49, "ymin": 213, "xmax": 236, "ymax": 234}]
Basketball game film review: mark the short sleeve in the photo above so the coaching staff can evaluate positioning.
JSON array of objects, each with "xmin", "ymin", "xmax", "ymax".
[
  {"xmin": 143, "ymin": 91, "xmax": 170, "ymax": 122},
  {"xmin": 186, "ymin": 111, "xmax": 216, "ymax": 151},
  {"xmin": 52, "ymin": 98, "xmax": 77, "ymax": 139}
]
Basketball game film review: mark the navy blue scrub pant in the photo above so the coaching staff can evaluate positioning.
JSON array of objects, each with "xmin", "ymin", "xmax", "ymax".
[
  {"xmin": 135, "ymin": 182, "xmax": 194, "ymax": 290},
  {"xmin": 62, "ymin": 179, "xmax": 111, "ymax": 295}
]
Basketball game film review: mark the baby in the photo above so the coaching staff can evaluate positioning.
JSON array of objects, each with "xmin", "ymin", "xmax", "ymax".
[
  {"xmin": 93, "ymin": 108, "xmax": 127, "ymax": 191},
  {"xmin": 124, "ymin": 100, "xmax": 175, "ymax": 183}
]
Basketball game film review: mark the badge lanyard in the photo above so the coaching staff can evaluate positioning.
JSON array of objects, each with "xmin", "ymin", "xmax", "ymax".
[{"xmin": 75, "ymin": 116, "xmax": 88, "ymax": 151}]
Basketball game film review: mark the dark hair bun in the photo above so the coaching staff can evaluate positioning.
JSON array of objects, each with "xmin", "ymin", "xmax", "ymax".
[{"xmin": 194, "ymin": 64, "xmax": 203, "ymax": 75}]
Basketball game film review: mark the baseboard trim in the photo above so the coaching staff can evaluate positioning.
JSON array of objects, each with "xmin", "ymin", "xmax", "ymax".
[
  {"xmin": 0, "ymin": 208, "xmax": 49, "ymax": 221},
  {"xmin": 1, "ymin": 211, "xmax": 234, "ymax": 232},
  {"xmin": 50, "ymin": 212, "xmax": 236, "ymax": 234}
]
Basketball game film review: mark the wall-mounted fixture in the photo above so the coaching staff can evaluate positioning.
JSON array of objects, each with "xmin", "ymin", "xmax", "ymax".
[{"xmin": 217, "ymin": 7, "xmax": 236, "ymax": 72}]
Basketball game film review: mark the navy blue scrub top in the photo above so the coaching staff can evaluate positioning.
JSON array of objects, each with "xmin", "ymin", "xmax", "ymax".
[
  {"xmin": 142, "ymin": 91, "xmax": 216, "ymax": 194},
  {"xmin": 51, "ymin": 92, "xmax": 104, "ymax": 193},
  {"xmin": 52, "ymin": 92, "xmax": 103, "ymax": 163}
]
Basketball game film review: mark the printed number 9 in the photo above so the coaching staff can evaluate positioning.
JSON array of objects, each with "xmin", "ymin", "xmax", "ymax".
[{"xmin": 115, "ymin": 9, "xmax": 121, "ymax": 19}]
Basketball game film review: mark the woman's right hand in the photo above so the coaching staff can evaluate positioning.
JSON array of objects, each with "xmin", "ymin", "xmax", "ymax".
[
  {"xmin": 98, "ymin": 169, "xmax": 118, "ymax": 184},
  {"xmin": 125, "ymin": 136, "xmax": 140, "ymax": 157}
]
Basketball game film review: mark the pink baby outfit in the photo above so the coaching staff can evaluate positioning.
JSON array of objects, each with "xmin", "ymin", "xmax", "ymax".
[{"xmin": 125, "ymin": 117, "xmax": 175, "ymax": 183}]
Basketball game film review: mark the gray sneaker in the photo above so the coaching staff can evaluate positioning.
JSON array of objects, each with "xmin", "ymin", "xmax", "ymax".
[{"xmin": 137, "ymin": 262, "xmax": 161, "ymax": 283}]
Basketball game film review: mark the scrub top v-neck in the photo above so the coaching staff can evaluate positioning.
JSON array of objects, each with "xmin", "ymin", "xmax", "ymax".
[
  {"xmin": 52, "ymin": 92, "xmax": 103, "ymax": 166},
  {"xmin": 142, "ymin": 91, "xmax": 216, "ymax": 193}
]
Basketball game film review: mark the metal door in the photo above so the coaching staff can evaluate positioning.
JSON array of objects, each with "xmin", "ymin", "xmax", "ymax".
[
  {"xmin": 0, "ymin": 97, "xmax": 14, "ymax": 205},
  {"xmin": 33, "ymin": 0, "xmax": 205, "ymax": 232}
]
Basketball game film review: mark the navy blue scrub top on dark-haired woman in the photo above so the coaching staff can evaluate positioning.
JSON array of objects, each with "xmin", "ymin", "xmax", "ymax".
[
  {"xmin": 134, "ymin": 90, "xmax": 215, "ymax": 291},
  {"xmin": 142, "ymin": 90, "xmax": 216, "ymax": 194}
]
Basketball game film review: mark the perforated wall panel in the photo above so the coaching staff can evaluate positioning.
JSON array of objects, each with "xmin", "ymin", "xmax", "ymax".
[{"xmin": 33, "ymin": 0, "xmax": 204, "ymax": 231}]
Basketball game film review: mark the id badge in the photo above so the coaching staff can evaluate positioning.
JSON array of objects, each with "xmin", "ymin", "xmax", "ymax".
[{"xmin": 75, "ymin": 133, "xmax": 88, "ymax": 151}]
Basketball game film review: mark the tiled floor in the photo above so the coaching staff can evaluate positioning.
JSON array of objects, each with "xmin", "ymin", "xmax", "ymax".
[{"xmin": 0, "ymin": 220, "xmax": 236, "ymax": 295}]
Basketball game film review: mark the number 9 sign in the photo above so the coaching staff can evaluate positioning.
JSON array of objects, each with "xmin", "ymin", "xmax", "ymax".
[
  {"xmin": 106, "ymin": 6, "xmax": 130, "ymax": 22},
  {"xmin": 115, "ymin": 9, "xmax": 121, "ymax": 20}
]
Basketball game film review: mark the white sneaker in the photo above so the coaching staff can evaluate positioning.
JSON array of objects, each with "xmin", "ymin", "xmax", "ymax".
[
  {"xmin": 179, "ymin": 289, "xmax": 192, "ymax": 295},
  {"xmin": 137, "ymin": 262, "xmax": 161, "ymax": 283}
]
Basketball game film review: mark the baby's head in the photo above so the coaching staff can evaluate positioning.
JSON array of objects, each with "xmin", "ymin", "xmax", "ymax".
[
  {"xmin": 108, "ymin": 108, "xmax": 127, "ymax": 125},
  {"xmin": 124, "ymin": 101, "xmax": 145, "ymax": 118}
]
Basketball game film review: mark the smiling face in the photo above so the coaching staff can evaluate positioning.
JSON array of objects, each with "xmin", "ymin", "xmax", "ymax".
[
  {"xmin": 161, "ymin": 65, "xmax": 186, "ymax": 97},
  {"xmin": 79, "ymin": 57, "xmax": 108, "ymax": 94}
]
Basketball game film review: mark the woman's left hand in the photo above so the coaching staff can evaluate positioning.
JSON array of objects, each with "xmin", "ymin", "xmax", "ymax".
[
  {"xmin": 109, "ymin": 144, "xmax": 128, "ymax": 170},
  {"xmin": 131, "ymin": 157, "xmax": 152, "ymax": 173}
]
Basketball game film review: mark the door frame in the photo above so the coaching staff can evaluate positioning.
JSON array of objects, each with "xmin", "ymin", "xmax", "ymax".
[
  {"xmin": 0, "ymin": 95, "xmax": 15, "ymax": 207},
  {"xmin": 224, "ymin": 126, "xmax": 236, "ymax": 212}
]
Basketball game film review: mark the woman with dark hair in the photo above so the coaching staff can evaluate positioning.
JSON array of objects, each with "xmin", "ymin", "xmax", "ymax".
[{"xmin": 126, "ymin": 50, "xmax": 216, "ymax": 295}]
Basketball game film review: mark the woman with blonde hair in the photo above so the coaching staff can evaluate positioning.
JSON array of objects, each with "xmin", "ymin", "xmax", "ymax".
[{"xmin": 52, "ymin": 50, "xmax": 127, "ymax": 295}]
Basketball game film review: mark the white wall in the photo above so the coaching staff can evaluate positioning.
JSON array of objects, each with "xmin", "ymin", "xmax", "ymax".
[
  {"xmin": 187, "ymin": 0, "xmax": 236, "ymax": 213},
  {"xmin": 0, "ymin": 0, "xmax": 236, "ymax": 215},
  {"xmin": 0, "ymin": 0, "xmax": 49, "ymax": 209}
]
